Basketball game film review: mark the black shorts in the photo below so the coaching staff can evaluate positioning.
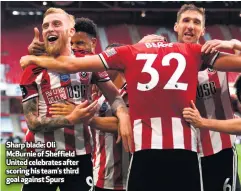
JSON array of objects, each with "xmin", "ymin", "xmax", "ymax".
[
  {"xmin": 127, "ymin": 149, "xmax": 202, "ymax": 191},
  {"xmin": 201, "ymin": 147, "xmax": 238, "ymax": 191},
  {"xmin": 22, "ymin": 154, "xmax": 93, "ymax": 191}
]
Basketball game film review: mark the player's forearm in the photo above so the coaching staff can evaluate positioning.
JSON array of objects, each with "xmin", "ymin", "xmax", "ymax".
[
  {"xmin": 199, "ymin": 118, "xmax": 241, "ymax": 135},
  {"xmin": 111, "ymin": 95, "xmax": 129, "ymax": 118},
  {"xmin": 34, "ymin": 56, "xmax": 72, "ymax": 73},
  {"xmin": 27, "ymin": 115, "xmax": 73, "ymax": 133},
  {"xmin": 35, "ymin": 55, "xmax": 105, "ymax": 73},
  {"xmin": 89, "ymin": 116, "xmax": 118, "ymax": 133},
  {"xmin": 23, "ymin": 98, "xmax": 72, "ymax": 133},
  {"xmin": 213, "ymin": 53, "xmax": 241, "ymax": 72}
]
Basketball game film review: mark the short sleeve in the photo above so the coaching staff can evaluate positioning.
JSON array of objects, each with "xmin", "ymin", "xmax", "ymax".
[
  {"xmin": 20, "ymin": 65, "xmax": 43, "ymax": 102},
  {"xmin": 119, "ymin": 82, "xmax": 128, "ymax": 98},
  {"xmin": 201, "ymin": 51, "xmax": 220, "ymax": 70},
  {"xmin": 92, "ymin": 71, "xmax": 110, "ymax": 83},
  {"xmin": 98, "ymin": 46, "xmax": 130, "ymax": 71},
  {"xmin": 186, "ymin": 43, "xmax": 220, "ymax": 71}
]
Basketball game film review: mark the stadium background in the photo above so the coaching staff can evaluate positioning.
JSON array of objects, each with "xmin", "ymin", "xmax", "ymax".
[{"xmin": 0, "ymin": 1, "xmax": 241, "ymax": 191}]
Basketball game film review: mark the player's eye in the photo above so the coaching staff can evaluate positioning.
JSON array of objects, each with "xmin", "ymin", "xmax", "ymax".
[
  {"xmin": 53, "ymin": 21, "xmax": 61, "ymax": 27},
  {"xmin": 194, "ymin": 20, "xmax": 201, "ymax": 25},
  {"xmin": 42, "ymin": 23, "xmax": 49, "ymax": 30},
  {"xmin": 183, "ymin": 18, "xmax": 190, "ymax": 23},
  {"xmin": 77, "ymin": 41, "xmax": 84, "ymax": 45}
]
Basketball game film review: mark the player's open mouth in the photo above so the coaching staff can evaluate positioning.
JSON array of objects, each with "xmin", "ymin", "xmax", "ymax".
[
  {"xmin": 47, "ymin": 35, "xmax": 58, "ymax": 43},
  {"xmin": 184, "ymin": 33, "xmax": 194, "ymax": 37}
]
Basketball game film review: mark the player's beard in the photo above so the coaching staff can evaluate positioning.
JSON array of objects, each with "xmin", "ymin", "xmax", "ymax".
[{"xmin": 45, "ymin": 30, "xmax": 69, "ymax": 57}]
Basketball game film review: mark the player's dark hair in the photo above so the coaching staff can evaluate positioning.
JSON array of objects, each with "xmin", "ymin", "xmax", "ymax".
[
  {"xmin": 105, "ymin": 43, "xmax": 125, "ymax": 50},
  {"xmin": 74, "ymin": 17, "xmax": 97, "ymax": 38},
  {"xmin": 177, "ymin": 4, "xmax": 205, "ymax": 26},
  {"xmin": 234, "ymin": 75, "xmax": 241, "ymax": 103}
]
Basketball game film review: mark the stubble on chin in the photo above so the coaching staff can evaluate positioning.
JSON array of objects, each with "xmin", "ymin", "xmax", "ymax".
[{"xmin": 45, "ymin": 33, "xmax": 68, "ymax": 57}]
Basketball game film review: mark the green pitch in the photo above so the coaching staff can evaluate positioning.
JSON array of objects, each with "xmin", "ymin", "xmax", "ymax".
[
  {"xmin": 237, "ymin": 144, "xmax": 241, "ymax": 182},
  {"xmin": 1, "ymin": 144, "xmax": 241, "ymax": 191}
]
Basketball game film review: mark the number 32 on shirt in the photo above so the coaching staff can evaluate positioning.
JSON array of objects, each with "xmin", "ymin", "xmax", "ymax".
[{"xmin": 136, "ymin": 53, "xmax": 188, "ymax": 91}]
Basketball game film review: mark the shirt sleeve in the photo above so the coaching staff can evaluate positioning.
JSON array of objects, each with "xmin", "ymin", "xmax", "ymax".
[
  {"xmin": 19, "ymin": 65, "xmax": 42, "ymax": 102},
  {"xmin": 98, "ymin": 45, "xmax": 130, "ymax": 71},
  {"xmin": 188, "ymin": 43, "xmax": 220, "ymax": 71},
  {"xmin": 201, "ymin": 51, "xmax": 220, "ymax": 70},
  {"xmin": 92, "ymin": 71, "xmax": 110, "ymax": 83}
]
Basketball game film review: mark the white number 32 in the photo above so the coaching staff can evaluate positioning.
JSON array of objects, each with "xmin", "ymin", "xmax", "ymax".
[{"xmin": 136, "ymin": 53, "xmax": 188, "ymax": 91}]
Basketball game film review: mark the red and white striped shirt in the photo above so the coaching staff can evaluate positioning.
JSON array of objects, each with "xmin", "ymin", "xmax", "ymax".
[
  {"xmin": 20, "ymin": 64, "xmax": 109, "ymax": 155},
  {"xmin": 196, "ymin": 69, "xmax": 236, "ymax": 157},
  {"xmin": 99, "ymin": 42, "xmax": 218, "ymax": 152},
  {"xmin": 92, "ymin": 84, "xmax": 129, "ymax": 190}
]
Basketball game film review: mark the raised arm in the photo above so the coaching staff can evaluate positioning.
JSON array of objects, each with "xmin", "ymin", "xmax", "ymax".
[{"xmin": 20, "ymin": 54, "xmax": 106, "ymax": 73}]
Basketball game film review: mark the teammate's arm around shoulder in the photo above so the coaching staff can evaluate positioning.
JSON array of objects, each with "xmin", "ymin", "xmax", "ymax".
[
  {"xmin": 199, "ymin": 39, "xmax": 241, "ymax": 72},
  {"xmin": 20, "ymin": 54, "xmax": 106, "ymax": 73}
]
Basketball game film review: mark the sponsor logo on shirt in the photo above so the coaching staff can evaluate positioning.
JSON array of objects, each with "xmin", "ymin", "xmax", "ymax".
[
  {"xmin": 44, "ymin": 87, "xmax": 68, "ymax": 104},
  {"xmin": 104, "ymin": 48, "xmax": 117, "ymax": 57},
  {"xmin": 60, "ymin": 74, "xmax": 70, "ymax": 82},
  {"xmin": 44, "ymin": 85, "xmax": 89, "ymax": 104},
  {"xmin": 196, "ymin": 81, "xmax": 217, "ymax": 100}
]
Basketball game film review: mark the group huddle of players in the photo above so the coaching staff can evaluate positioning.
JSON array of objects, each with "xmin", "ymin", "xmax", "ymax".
[{"xmin": 18, "ymin": 3, "xmax": 241, "ymax": 191}]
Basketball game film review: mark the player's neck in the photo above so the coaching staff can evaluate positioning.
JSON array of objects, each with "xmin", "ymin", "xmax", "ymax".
[{"xmin": 60, "ymin": 44, "xmax": 72, "ymax": 56}]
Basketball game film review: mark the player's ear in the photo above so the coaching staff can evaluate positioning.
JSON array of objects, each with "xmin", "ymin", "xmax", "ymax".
[
  {"xmin": 69, "ymin": 27, "xmax": 75, "ymax": 37},
  {"xmin": 174, "ymin": 22, "xmax": 178, "ymax": 32},
  {"xmin": 200, "ymin": 27, "xmax": 205, "ymax": 37},
  {"xmin": 91, "ymin": 38, "xmax": 97, "ymax": 49}
]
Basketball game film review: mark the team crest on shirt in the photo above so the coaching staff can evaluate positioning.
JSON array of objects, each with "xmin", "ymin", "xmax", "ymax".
[
  {"xmin": 207, "ymin": 68, "xmax": 216, "ymax": 74},
  {"xmin": 79, "ymin": 72, "xmax": 91, "ymax": 81},
  {"xmin": 60, "ymin": 74, "xmax": 70, "ymax": 82}
]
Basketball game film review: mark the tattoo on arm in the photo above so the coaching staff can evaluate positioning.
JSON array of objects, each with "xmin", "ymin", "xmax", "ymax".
[
  {"xmin": 23, "ymin": 97, "xmax": 72, "ymax": 133},
  {"xmin": 111, "ymin": 96, "xmax": 128, "ymax": 116}
]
